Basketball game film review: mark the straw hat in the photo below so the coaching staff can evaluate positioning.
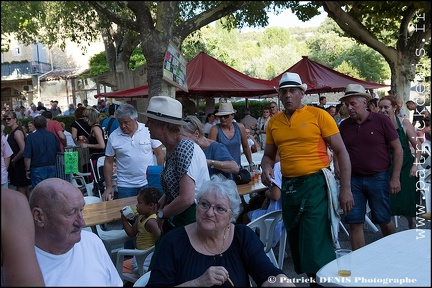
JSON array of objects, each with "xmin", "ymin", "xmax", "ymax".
[
  {"xmin": 339, "ymin": 84, "xmax": 371, "ymax": 102},
  {"xmin": 215, "ymin": 102, "xmax": 237, "ymax": 116},
  {"xmin": 141, "ymin": 96, "xmax": 187, "ymax": 125},
  {"xmin": 277, "ymin": 72, "xmax": 307, "ymax": 92}
]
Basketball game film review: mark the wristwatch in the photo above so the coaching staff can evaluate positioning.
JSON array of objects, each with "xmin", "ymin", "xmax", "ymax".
[
  {"xmin": 210, "ymin": 160, "xmax": 215, "ymax": 168},
  {"xmin": 157, "ymin": 209, "xmax": 166, "ymax": 219}
]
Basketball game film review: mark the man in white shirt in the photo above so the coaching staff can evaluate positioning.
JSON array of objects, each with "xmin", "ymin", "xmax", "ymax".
[
  {"xmin": 27, "ymin": 103, "xmax": 40, "ymax": 118},
  {"xmin": 102, "ymin": 103, "xmax": 165, "ymax": 201},
  {"xmin": 29, "ymin": 178, "xmax": 123, "ymax": 286}
]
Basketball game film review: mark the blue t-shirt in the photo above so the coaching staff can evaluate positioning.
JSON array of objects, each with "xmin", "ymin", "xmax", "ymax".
[
  {"xmin": 148, "ymin": 224, "xmax": 284, "ymax": 287},
  {"xmin": 204, "ymin": 141, "xmax": 236, "ymax": 179},
  {"xmin": 101, "ymin": 117, "xmax": 119, "ymax": 137}
]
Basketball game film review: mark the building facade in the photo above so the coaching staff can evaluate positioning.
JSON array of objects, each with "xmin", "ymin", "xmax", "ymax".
[{"xmin": 1, "ymin": 37, "xmax": 106, "ymax": 112}]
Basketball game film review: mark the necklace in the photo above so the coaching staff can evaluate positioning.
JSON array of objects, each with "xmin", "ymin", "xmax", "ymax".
[{"xmin": 198, "ymin": 225, "xmax": 228, "ymax": 257}]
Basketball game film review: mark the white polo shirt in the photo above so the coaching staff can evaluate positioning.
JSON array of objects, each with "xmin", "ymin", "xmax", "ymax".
[{"xmin": 105, "ymin": 122, "xmax": 162, "ymax": 187}]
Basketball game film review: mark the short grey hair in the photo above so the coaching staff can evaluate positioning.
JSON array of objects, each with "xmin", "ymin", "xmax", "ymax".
[
  {"xmin": 357, "ymin": 96, "xmax": 368, "ymax": 104},
  {"xmin": 195, "ymin": 174, "xmax": 242, "ymax": 222},
  {"xmin": 181, "ymin": 115, "xmax": 205, "ymax": 136},
  {"xmin": 115, "ymin": 103, "xmax": 138, "ymax": 120}
]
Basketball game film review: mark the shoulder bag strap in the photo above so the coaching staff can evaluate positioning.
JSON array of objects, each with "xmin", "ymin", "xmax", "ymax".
[
  {"xmin": 75, "ymin": 120, "xmax": 90, "ymax": 137},
  {"xmin": 106, "ymin": 118, "xmax": 115, "ymax": 136}
]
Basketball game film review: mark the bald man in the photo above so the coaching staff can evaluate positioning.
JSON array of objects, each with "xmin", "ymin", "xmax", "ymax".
[{"xmin": 29, "ymin": 178, "xmax": 123, "ymax": 286}]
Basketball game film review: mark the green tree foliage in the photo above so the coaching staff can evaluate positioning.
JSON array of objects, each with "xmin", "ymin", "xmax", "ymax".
[
  {"xmin": 335, "ymin": 61, "xmax": 361, "ymax": 79},
  {"xmin": 258, "ymin": 27, "xmax": 291, "ymax": 48},
  {"xmin": 320, "ymin": 1, "xmax": 430, "ymax": 101},
  {"xmin": 86, "ymin": 52, "xmax": 110, "ymax": 77},
  {"xmin": 84, "ymin": 47, "xmax": 147, "ymax": 78}
]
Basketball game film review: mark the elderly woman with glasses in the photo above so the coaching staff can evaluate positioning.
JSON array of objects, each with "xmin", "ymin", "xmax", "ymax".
[{"xmin": 148, "ymin": 174, "xmax": 293, "ymax": 287}]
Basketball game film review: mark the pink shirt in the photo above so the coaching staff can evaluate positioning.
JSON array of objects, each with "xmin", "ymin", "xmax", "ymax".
[
  {"xmin": 46, "ymin": 119, "xmax": 65, "ymax": 152},
  {"xmin": 1, "ymin": 135, "xmax": 13, "ymax": 184}
]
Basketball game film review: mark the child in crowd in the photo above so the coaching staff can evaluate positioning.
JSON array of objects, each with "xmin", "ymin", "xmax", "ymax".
[
  {"xmin": 243, "ymin": 160, "xmax": 284, "ymax": 248},
  {"xmin": 60, "ymin": 121, "xmax": 75, "ymax": 147},
  {"xmin": 120, "ymin": 187, "xmax": 162, "ymax": 277}
]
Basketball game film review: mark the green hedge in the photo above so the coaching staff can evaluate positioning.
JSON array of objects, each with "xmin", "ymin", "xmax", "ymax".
[{"xmin": 197, "ymin": 100, "xmax": 273, "ymax": 121}]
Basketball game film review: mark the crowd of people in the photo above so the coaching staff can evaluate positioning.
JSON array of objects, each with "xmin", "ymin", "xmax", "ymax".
[
  {"xmin": 1, "ymin": 98, "xmax": 113, "ymax": 121},
  {"xmin": 1, "ymin": 71, "xmax": 430, "ymax": 287}
]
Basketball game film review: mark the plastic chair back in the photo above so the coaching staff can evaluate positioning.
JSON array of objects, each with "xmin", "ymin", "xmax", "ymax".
[
  {"xmin": 247, "ymin": 210, "xmax": 282, "ymax": 268},
  {"xmin": 116, "ymin": 246, "xmax": 155, "ymax": 284}
]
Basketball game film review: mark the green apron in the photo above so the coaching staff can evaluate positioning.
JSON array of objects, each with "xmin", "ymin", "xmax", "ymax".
[{"xmin": 281, "ymin": 170, "xmax": 335, "ymax": 274}]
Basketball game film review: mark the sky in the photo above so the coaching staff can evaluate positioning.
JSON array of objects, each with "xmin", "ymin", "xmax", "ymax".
[{"xmin": 239, "ymin": 9, "xmax": 328, "ymax": 33}]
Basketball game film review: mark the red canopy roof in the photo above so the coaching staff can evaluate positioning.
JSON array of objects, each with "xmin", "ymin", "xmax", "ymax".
[
  {"xmin": 95, "ymin": 51, "xmax": 278, "ymax": 99},
  {"xmin": 272, "ymin": 56, "xmax": 389, "ymax": 95}
]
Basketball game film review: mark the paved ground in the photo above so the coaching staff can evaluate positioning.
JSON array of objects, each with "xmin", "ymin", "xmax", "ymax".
[{"xmin": 278, "ymin": 216, "xmax": 431, "ymax": 287}]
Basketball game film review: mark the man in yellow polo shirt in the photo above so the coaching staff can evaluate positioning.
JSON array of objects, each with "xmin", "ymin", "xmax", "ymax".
[{"xmin": 261, "ymin": 72, "xmax": 353, "ymax": 284}]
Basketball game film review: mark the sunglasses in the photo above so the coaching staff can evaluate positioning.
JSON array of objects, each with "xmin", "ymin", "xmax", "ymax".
[
  {"xmin": 220, "ymin": 114, "xmax": 232, "ymax": 119},
  {"xmin": 4, "ymin": 117, "xmax": 13, "ymax": 121},
  {"xmin": 270, "ymin": 106, "xmax": 276, "ymax": 109}
]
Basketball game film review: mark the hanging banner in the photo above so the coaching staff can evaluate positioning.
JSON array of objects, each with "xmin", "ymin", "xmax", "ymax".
[
  {"xmin": 64, "ymin": 151, "xmax": 78, "ymax": 174},
  {"xmin": 162, "ymin": 41, "xmax": 188, "ymax": 92}
]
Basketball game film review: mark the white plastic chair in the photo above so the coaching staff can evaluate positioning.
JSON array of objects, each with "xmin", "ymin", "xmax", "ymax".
[
  {"xmin": 89, "ymin": 153, "xmax": 106, "ymax": 198},
  {"xmin": 116, "ymin": 246, "xmax": 155, "ymax": 284},
  {"xmin": 246, "ymin": 210, "xmax": 284, "ymax": 269},
  {"xmin": 71, "ymin": 172, "xmax": 94, "ymax": 196},
  {"xmin": 133, "ymin": 271, "xmax": 151, "ymax": 287},
  {"xmin": 84, "ymin": 196, "xmax": 132, "ymax": 263}
]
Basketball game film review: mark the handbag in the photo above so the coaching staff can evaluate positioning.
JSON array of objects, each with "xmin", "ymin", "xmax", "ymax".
[{"xmin": 234, "ymin": 168, "xmax": 252, "ymax": 185}]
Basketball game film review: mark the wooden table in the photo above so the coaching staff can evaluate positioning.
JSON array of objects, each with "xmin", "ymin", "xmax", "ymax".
[
  {"xmin": 237, "ymin": 181, "xmax": 268, "ymax": 196},
  {"xmin": 83, "ymin": 196, "xmax": 137, "ymax": 227},
  {"xmin": 316, "ymin": 229, "xmax": 431, "ymax": 287},
  {"xmin": 83, "ymin": 182, "xmax": 268, "ymax": 227}
]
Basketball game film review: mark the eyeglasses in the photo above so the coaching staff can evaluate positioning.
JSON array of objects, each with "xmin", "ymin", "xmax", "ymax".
[
  {"xmin": 198, "ymin": 200, "xmax": 230, "ymax": 215},
  {"xmin": 220, "ymin": 114, "xmax": 232, "ymax": 119},
  {"xmin": 4, "ymin": 118, "xmax": 13, "ymax": 121}
]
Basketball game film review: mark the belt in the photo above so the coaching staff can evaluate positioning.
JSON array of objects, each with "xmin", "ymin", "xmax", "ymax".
[{"xmin": 31, "ymin": 165, "xmax": 56, "ymax": 168}]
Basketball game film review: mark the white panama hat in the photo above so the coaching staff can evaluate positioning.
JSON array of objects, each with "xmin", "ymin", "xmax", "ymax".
[
  {"xmin": 277, "ymin": 72, "xmax": 307, "ymax": 92},
  {"xmin": 339, "ymin": 84, "xmax": 371, "ymax": 102},
  {"xmin": 142, "ymin": 96, "xmax": 187, "ymax": 125}
]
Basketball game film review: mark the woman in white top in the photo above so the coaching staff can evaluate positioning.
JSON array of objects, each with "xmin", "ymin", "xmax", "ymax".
[{"xmin": 203, "ymin": 112, "xmax": 216, "ymax": 136}]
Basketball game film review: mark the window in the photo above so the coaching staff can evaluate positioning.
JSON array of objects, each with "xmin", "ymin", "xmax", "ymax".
[{"xmin": 12, "ymin": 47, "xmax": 21, "ymax": 56}]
